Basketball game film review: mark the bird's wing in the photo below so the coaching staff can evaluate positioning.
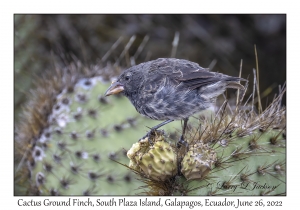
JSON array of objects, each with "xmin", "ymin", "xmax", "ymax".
[
  {"xmin": 175, "ymin": 68, "xmax": 228, "ymax": 90},
  {"xmin": 174, "ymin": 61, "xmax": 246, "ymax": 91},
  {"xmin": 168, "ymin": 62, "xmax": 232, "ymax": 89},
  {"xmin": 147, "ymin": 58, "xmax": 244, "ymax": 90}
]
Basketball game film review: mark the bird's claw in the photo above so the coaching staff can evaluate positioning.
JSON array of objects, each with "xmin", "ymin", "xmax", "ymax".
[
  {"xmin": 177, "ymin": 135, "xmax": 189, "ymax": 149},
  {"xmin": 138, "ymin": 133, "xmax": 149, "ymax": 141},
  {"xmin": 139, "ymin": 130, "xmax": 154, "ymax": 145}
]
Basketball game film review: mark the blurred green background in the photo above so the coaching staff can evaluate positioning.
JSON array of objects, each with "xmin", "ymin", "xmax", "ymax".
[{"xmin": 14, "ymin": 14, "xmax": 286, "ymax": 121}]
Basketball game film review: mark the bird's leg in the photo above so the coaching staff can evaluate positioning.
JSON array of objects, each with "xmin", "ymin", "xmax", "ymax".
[
  {"xmin": 176, "ymin": 118, "xmax": 189, "ymax": 176},
  {"xmin": 177, "ymin": 118, "xmax": 189, "ymax": 149},
  {"xmin": 139, "ymin": 119, "xmax": 174, "ymax": 144}
]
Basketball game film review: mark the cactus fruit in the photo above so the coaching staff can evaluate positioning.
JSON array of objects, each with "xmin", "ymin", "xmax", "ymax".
[
  {"xmin": 181, "ymin": 142, "xmax": 217, "ymax": 181},
  {"xmin": 127, "ymin": 130, "xmax": 177, "ymax": 181}
]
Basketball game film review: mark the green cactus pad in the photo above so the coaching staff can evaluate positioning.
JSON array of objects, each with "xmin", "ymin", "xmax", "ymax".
[{"xmin": 16, "ymin": 70, "xmax": 185, "ymax": 195}]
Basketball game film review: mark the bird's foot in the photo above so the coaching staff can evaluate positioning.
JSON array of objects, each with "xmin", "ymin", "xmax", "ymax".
[
  {"xmin": 176, "ymin": 135, "xmax": 189, "ymax": 176},
  {"xmin": 139, "ymin": 129, "xmax": 155, "ymax": 145},
  {"xmin": 177, "ymin": 135, "xmax": 189, "ymax": 149},
  {"xmin": 139, "ymin": 129, "xmax": 165, "ymax": 145}
]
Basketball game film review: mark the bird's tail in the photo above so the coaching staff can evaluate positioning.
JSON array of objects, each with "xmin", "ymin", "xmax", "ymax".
[{"xmin": 198, "ymin": 77, "xmax": 247, "ymax": 100}]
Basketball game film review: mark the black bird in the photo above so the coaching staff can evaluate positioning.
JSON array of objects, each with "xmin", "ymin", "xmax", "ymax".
[{"xmin": 105, "ymin": 58, "xmax": 246, "ymax": 145}]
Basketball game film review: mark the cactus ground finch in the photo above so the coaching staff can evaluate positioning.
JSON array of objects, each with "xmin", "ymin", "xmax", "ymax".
[{"xmin": 105, "ymin": 58, "xmax": 246, "ymax": 145}]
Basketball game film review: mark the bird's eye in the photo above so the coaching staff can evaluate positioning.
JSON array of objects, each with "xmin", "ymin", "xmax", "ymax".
[{"xmin": 125, "ymin": 75, "xmax": 130, "ymax": 81}]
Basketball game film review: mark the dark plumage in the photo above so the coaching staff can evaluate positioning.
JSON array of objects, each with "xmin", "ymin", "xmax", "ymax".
[{"xmin": 105, "ymin": 58, "xmax": 246, "ymax": 144}]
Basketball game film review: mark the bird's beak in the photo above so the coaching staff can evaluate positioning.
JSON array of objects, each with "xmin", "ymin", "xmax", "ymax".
[{"xmin": 105, "ymin": 81, "xmax": 124, "ymax": 96}]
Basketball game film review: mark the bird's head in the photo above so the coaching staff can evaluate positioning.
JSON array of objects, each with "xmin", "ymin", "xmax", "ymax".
[{"xmin": 104, "ymin": 66, "xmax": 144, "ymax": 97}]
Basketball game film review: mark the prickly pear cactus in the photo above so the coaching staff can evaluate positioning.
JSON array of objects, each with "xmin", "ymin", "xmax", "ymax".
[
  {"xmin": 15, "ymin": 60, "xmax": 286, "ymax": 196},
  {"xmin": 14, "ymin": 32, "xmax": 286, "ymax": 195}
]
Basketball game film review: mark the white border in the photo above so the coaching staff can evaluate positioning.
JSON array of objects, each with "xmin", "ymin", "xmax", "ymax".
[{"xmin": 3, "ymin": 0, "xmax": 298, "ymax": 209}]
